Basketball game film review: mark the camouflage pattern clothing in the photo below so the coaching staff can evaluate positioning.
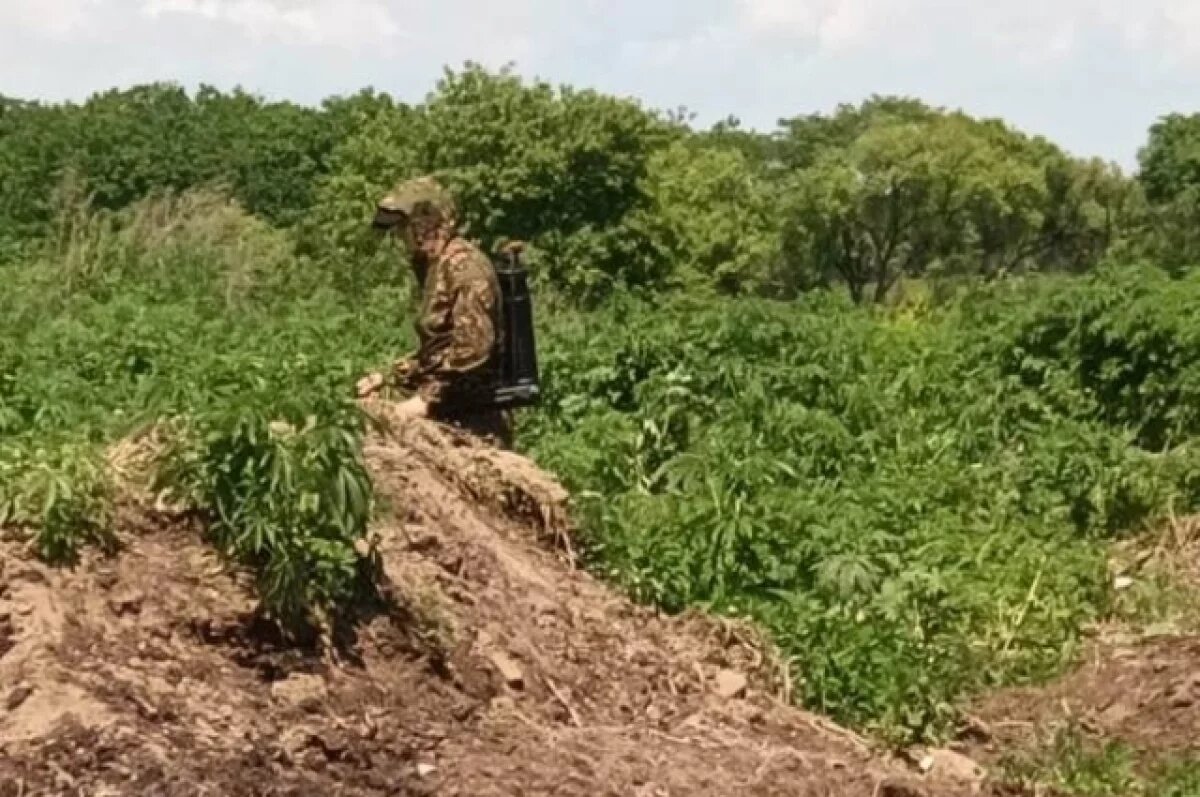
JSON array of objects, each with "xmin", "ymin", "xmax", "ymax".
[{"xmin": 375, "ymin": 177, "xmax": 513, "ymax": 448}]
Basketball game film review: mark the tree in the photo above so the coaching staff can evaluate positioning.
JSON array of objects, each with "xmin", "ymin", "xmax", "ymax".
[
  {"xmin": 0, "ymin": 83, "xmax": 340, "ymax": 238},
  {"xmin": 776, "ymin": 95, "xmax": 937, "ymax": 171},
  {"xmin": 0, "ymin": 98, "xmax": 76, "ymax": 239},
  {"xmin": 1038, "ymin": 156, "xmax": 1137, "ymax": 274},
  {"xmin": 298, "ymin": 65, "xmax": 685, "ymax": 301},
  {"xmin": 418, "ymin": 63, "xmax": 680, "ymax": 248},
  {"xmin": 698, "ymin": 116, "xmax": 782, "ymax": 168},
  {"xmin": 781, "ymin": 116, "xmax": 991, "ymax": 302},
  {"xmin": 192, "ymin": 87, "xmax": 335, "ymax": 225},
  {"xmin": 415, "ymin": 64, "xmax": 684, "ymax": 300},
  {"xmin": 296, "ymin": 93, "xmax": 424, "ymax": 270},
  {"xmin": 642, "ymin": 141, "xmax": 783, "ymax": 295},
  {"xmin": 67, "ymin": 84, "xmax": 214, "ymax": 210},
  {"xmin": 1138, "ymin": 113, "xmax": 1200, "ymax": 205},
  {"xmin": 1132, "ymin": 113, "xmax": 1200, "ymax": 272},
  {"xmin": 780, "ymin": 110, "xmax": 1137, "ymax": 302}
]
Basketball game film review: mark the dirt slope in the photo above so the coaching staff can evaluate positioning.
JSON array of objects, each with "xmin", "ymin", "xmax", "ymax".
[
  {"xmin": 969, "ymin": 519, "xmax": 1200, "ymax": 765},
  {"xmin": 0, "ymin": 400, "xmax": 979, "ymax": 796},
  {"xmin": 973, "ymin": 634, "xmax": 1200, "ymax": 768}
]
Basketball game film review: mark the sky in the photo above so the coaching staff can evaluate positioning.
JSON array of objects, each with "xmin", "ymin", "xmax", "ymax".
[{"xmin": 3, "ymin": 0, "xmax": 1199, "ymax": 171}]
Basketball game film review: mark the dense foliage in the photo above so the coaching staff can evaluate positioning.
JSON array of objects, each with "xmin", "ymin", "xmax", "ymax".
[
  {"xmin": 1002, "ymin": 727, "xmax": 1200, "ymax": 797},
  {"xmin": 524, "ymin": 271, "xmax": 1200, "ymax": 739},
  {"xmin": 0, "ymin": 192, "xmax": 410, "ymax": 624},
  {"xmin": 2, "ymin": 67, "xmax": 1199, "ymax": 748},
  {"xmin": 4, "ymin": 68, "xmax": 1186, "ymax": 302},
  {"xmin": 1132, "ymin": 112, "xmax": 1200, "ymax": 273}
]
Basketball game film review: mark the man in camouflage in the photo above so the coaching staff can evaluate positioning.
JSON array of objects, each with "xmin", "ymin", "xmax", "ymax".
[{"xmin": 356, "ymin": 177, "xmax": 513, "ymax": 448}]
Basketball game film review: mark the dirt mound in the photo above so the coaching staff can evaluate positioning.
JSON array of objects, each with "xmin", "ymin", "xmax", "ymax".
[
  {"xmin": 964, "ymin": 516, "xmax": 1200, "ymax": 782},
  {"xmin": 969, "ymin": 519, "xmax": 1200, "ymax": 763},
  {"xmin": 971, "ymin": 634, "xmax": 1200, "ymax": 757},
  {"xmin": 0, "ymin": 402, "xmax": 979, "ymax": 796}
]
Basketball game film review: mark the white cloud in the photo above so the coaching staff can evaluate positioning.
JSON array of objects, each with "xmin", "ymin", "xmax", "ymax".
[
  {"xmin": 1159, "ymin": 2, "xmax": 1200, "ymax": 65},
  {"xmin": 736, "ymin": 0, "xmax": 883, "ymax": 51},
  {"xmin": 976, "ymin": 8, "xmax": 1080, "ymax": 66},
  {"xmin": 140, "ymin": 0, "xmax": 401, "ymax": 46},
  {"xmin": 0, "ymin": 0, "xmax": 103, "ymax": 38},
  {"xmin": 0, "ymin": 0, "xmax": 401, "ymax": 47},
  {"xmin": 2, "ymin": 0, "xmax": 1200, "ymax": 168},
  {"xmin": 735, "ymin": 0, "xmax": 1200, "ymax": 69}
]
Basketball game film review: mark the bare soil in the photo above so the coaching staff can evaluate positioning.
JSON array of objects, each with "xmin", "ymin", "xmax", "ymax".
[
  {"xmin": 970, "ymin": 634, "xmax": 1200, "ymax": 759},
  {"xmin": 964, "ymin": 518, "xmax": 1200, "ymax": 790},
  {"xmin": 0, "ymin": 401, "xmax": 982, "ymax": 797}
]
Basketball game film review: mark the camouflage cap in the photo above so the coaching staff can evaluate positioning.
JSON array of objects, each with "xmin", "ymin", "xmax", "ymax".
[{"xmin": 373, "ymin": 176, "xmax": 458, "ymax": 230}]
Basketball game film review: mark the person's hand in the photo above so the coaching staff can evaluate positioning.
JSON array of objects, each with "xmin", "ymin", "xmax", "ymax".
[
  {"xmin": 392, "ymin": 357, "xmax": 418, "ymax": 387},
  {"xmin": 356, "ymin": 372, "xmax": 385, "ymax": 398},
  {"xmin": 394, "ymin": 395, "xmax": 429, "ymax": 420}
]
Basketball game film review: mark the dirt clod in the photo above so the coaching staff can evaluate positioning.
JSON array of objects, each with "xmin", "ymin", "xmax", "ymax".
[
  {"xmin": 4, "ymin": 685, "xmax": 33, "ymax": 712},
  {"xmin": 958, "ymin": 714, "xmax": 992, "ymax": 743},
  {"xmin": 714, "ymin": 669, "xmax": 749, "ymax": 700},
  {"xmin": 922, "ymin": 749, "xmax": 986, "ymax": 786},
  {"xmin": 879, "ymin": 781, "xmax": 930, "ymax": 797},
  {"xmin": 488, "ymin": 651, "xmax": 524, "ymax": 689},
  {"xmin": 270, "ymin": 673, "xmax": 327, "ymax": 711},
  {"xmin": 1168, "ymin": 690, "xmax": 1195, "ymax": 709},
  {"xmin": 107, "ymin": 589, "xmax": 145, "ymax": 617}
]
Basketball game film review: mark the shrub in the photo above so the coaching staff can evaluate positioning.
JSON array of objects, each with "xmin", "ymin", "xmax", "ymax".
[
  {"xmin": 0, "ymin": 440, "xmax": 116, "ymax": 564},
  {"xmin": 526, "ymin": 277, "xmax": 1200, "ymax": 742},
  {"xmin": 160, "ymin": 399, "xmax": 375, "ymax": 627}
]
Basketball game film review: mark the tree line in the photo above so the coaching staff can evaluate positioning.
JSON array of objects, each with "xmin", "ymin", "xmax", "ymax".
[{"xmin": 2, "ymin": 64, "xmax": 1198, "ymax": 302}]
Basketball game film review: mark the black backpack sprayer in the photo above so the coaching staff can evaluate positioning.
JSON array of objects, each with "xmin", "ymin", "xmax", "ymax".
[{"xmin": 490, "ymin": 243, "xmax": 541, "ymax": 410}]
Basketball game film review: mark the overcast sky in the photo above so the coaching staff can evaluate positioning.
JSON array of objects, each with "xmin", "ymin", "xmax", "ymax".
[{"xmin": 3, "ymin": 0, "xmax": 1199, "ymax": 170}]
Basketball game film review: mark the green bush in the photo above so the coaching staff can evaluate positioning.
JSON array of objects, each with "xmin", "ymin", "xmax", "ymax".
[
  {"xmin": 161, "ymin": 399, "xmax": 375, "ymax": 627},
  {"xmin": 0, "ymin": 189, "xmax": 403, "ymax": 624},
  {"xmin": 526, "ymin": 275, "xmax": 1200, "ymax": 742},
  {"xmin": 1001, "ymin": 266, "xmax": 1200, "ymax": 450},
  {"xmin": 642, "ymin": 141, "xmax": 784, "ymax": 295},
  {"xmin": 0, "ymin": 440, "xmax": 116, "ymax": 564}
]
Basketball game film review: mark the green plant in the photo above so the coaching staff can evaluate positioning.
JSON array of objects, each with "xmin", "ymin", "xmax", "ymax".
[
  {"xmin": 161, "ymin": 400, "xmax": 376, "ymax": 628},
  {"xmin": 1000, "ymin": 727, "xmax": 1200, "ymax": 796},
  {"xmin": 0, "ymin": 440, "xmax": 116, "ymax": 564},
  {"xmin": 525, "ymin": 275, "xmax": 1200, "ymax": 743}
]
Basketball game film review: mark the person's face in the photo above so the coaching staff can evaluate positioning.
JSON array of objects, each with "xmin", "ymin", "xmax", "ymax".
[
  {"xmin": 397, "ymin": 219, "xmax": 417, "ymax": 254},
  {"xmin": 380, "ymin": 214, "xmax": 419, "ymax": 260}
]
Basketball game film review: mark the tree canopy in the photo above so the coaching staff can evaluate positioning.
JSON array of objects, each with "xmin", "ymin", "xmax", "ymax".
[{"xmin": 0, "ymin": 66, "xmax": 1191, "ymax": 300}]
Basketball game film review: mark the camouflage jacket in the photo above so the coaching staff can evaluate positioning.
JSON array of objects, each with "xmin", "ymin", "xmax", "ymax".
[{"xmin": 394, "ymin": 237, "xmax": 503, "ymax": 409}]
